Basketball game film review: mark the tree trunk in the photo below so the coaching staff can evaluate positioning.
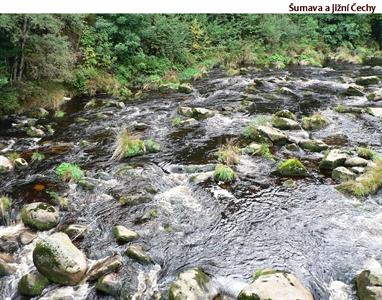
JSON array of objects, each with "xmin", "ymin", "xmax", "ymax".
[{"xmin": 17, "ymin": 15, "xmax": 29, "ymax": 81}]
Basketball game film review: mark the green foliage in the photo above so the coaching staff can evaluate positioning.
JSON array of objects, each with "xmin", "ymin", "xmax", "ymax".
[
  {"xmin": 54, "ymin": 111, "xmax": 65, "ymax": 118},
  {"xmin": 55, "ymin": 162, "xmax": 84, "ymax": 182},
  {"xmin": 246, "ymin": 143, "xmax": 274, "ymax": 161},
  {"xmin": 112, "ymin": 128, "xmax": 145, "ymax": 160},
  {"xmin": 213, "ymin": 164, "xmax": 236, "ymax": 183},
  {"xmin": 357, "ymin": 147, "xmax": 378, "ymax": 160}
]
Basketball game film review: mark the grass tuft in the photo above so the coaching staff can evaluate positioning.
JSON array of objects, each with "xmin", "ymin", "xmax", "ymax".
[
  {"xmin": 55, "ymin": 162, "xmax": 84, "ymax": 182},
  {"xmin": 214, "ymin": 164, "xmax": 236, "ymax": 183},
  {"xmin": 111, "ymin": 128, "xmax": 145, "ymax": 160},
  {"xmin": 216, "ymin": 140, "xmax": 241, "ymax": 166}
]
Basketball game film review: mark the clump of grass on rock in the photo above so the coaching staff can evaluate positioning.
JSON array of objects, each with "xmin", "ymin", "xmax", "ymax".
[
  {"xmin": 216, "ymin": 141, "xmax": 240, "ymax": 166},
  {"xmin": 338, "ymin": 159, "xmax": 382, "ymax": 197},
  {"xmin": 112, "ymin": 128, "xmax": 145, "ymax": 160},
  {"xmin": 302, "ymin": 112, "xmax": 329, "ymax": 130},
  {"xmin": 357, "ymin": 146, "xmax": 378, "ymax": 160},
  {"xmin": 214, "ymin": 164, "xmax": 236, "ymax": 183},
  {"xmin": 56, "ymin": 162, "xmax": 84, "ymax": 182},
  {"xmin": 277, "ymin": 158, "xmax": 307, "ymax": 177}
]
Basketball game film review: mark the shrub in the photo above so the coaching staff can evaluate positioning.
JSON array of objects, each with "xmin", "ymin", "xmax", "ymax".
[
  {"xmin": 213, "ymin": 164, "xmax": 236, "ymax": 183},
  {"xmin": 277, "ymin": 158, "xmax": 307, "ymax": 177},
  {"xmin": 55, "ymin": 163, "xmax": 84, "ymax": 182},
  {"xmin": 111, "ymin": 128, "xmax": 145, "ymax": 160},
  {"xmin": 216, "ymin": 141, "xmax": 240, "ymax": 166},
  {"xmin": 338, "ymin": 159, "xmax": 382, "ymax": 197}
]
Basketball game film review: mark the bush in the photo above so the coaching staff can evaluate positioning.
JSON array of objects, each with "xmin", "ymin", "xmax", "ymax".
[
  {"xmin": 55, "ymin": 162, "xmax": 84, "ymax": 182},
  {"xmin": 214, "ymin": 164, "xmax": 236, "ymax": 183}
]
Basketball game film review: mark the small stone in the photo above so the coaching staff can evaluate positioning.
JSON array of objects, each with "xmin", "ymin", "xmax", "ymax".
[
  {"xmin": 18, "ymin": 230, "xmax": 37, "ymax": 245},
  {"xmin": 286, "ymin": 143, "xmax": 300, "ymax": 151},
  {"xmin": 299, "ymin": 139, "xmax": 328, "ymax": 152},
  {"xmin": 367, "ymin": 89, "xmax": 382, "ymax": 101},
  {"xmin": 86, "ymin": 254, "xmax": 123, "ymax": 282},
  {"xmin": 332, "ymin": 167, "xmax": 356, "ymax": 181},
  {"xmin": 272, "ymin": 117, "xmax": 300, "ymax": 130},
  {"xmin": 190, "ymin": 172, "xmax": 213, "ymax": 184},
  {"xmin": 181, "ymin": 118, "xmax": 198, "ymax": 127},
  {"xmin": 351, "ymin": 167, "xmax": 365, "ymax": 174},
  {"xmin": 113, "ymin": 225, "xmax": 139, "ymax": 243},
  {"xmin": 64, "ymin": 224, "xmax": 88, "ymax": 240},
  {"xmin": 27, "ymin": 126, "xmax": 45, "ymax": 137},
  {"xmin": 96, "ymin": 273, "xmax": 121, "ymax": 297},
  {"xmin": 257, "ymin": 125, "xmax": 288, "ymax": 145},
  {"xmin": 345, "ymin": 157, "xmax": 369, "ymax": 167},
  {"xmin": 18, "ymin": 270, "xmax": 49, "ymax": 297},
  {"xmin": 0, "ymin": 155, "xmax": 14, "ymax": 173},
  {"xmin": 279, "ymin": 87, "xmax": 298, "ymax": 97},
  {"xmin": 126, "ymin": 245, "xmax": 152, "ymax": 264},
  {"xmin": 319, "ymin": 149, "xmax": 348, "ymax": 170},
  {"xmin": 283, "ymin": 179, "xmax": 296, "ymax": 188}
]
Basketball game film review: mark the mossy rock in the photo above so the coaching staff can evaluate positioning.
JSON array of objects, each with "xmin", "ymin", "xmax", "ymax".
[
  {"xmin": 33, "ymin": 232, "xmax": 87, "ymax": 285},
  {"xmin": 277, "ymin": 159, "xmax": 307, "ymax": 177},
  {"xmin": 355, "ymin": 76, "xmax": 380, "ymax": 86},
  {"xmin": 96, "ymin": 273, "xmax": 121, "ymax": 297},
  {"xmin": 21, "ymin": 202, "xmax": 59, "ymax": 231},
  {"xmin": 113, "ymin": 225, "xmax": 139, "ymax": 243},
  {"xmin": 271, "ymin": 116, "xmax": 300, "ymax": 130},
  {"xmin": 178, "ymin": 83, "xmax": 193, "ymax": 94},
  {"xmin": 144, "ymin": 139, "xmax": 161, "ymax": 153},
  {"xmin": 0, "ymin": 196, "xmax": 12, "ymax": 225},
  {"xmin": 299, "ymin": 139, "xmax": 328, "ymax": 152},
  {"xmin": 18, "ymin": 271, "xmax": 49, "ymax": 297},
  {"xmin": 125, "ymin": 245, "xmax": 152, "ymax": 264},
  {"xmin": 355, "ymin": 269, "xmax": 382, "ymax": 300},
  {"xmin": 274, "ymin": 109, "xmax": 296, "ymax": 120},
  {"xmin": 301, "ymin": 114, "xmax": 329, "ymax": 130},
  {"xmin": 0, "ymin": 258, "xmax": 16, "ymax": 277}
]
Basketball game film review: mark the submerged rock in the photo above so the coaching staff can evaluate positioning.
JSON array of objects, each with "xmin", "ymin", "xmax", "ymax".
[
  {"xmin": 272, "ymin": 116, "xmax": 300, "ymax": 130},
  {"xmin": 21, "ymin": 202, "xmax": 60, "ymax": 231},
  {"xmin": 342, "ymin": 85, "xmax": 364, "ymax": 96},
  {"xmin": 355, "ymin": 262, "xmax": 382, "ymax": 300},
  {"xmin": 319, "ymin": 149, "xmax": 347, "ymax": 170},
  {"xmin": 257, "ymin": 125, "xmax": 288, "ymax": 145},
  {"xmin": 126, "ymin": 245, "xmax": 152, "ymax": 264},
  {"xmin": 332, "ymin": 167, "xmax": 356, "ymax": 181},
  {"xmin": 0, "ymin": 258, "xmax": 16, "ymax": 277},
  {"xmin": 168, "ymin": 268, "xmax": 220, "ymax": 300},
  {"xmin": 18, "ymin": 270, "xmax": 49, "ymax": 297},
  {"xmin": 96, "ymin": 273, "xmax": 122, "ymax": 297},
  {"xmin": 86, "ymin": 254, "xmax": 123, "ymax": 282},
  {"xmin": 0, "ymin": 155, "xmax": 14, "ymax": 173},
  {"xmin": 299, "ymin": 139, "xmax": 328, "ymax": 152},
  {"xmin": 33, "ymin": 232, "xmax": 87, "ymax": 285},
  {"xmin": 238, "ymin": 270, "xmax": 313, "ymax": 300},
  {"xmin": 356, "ymin": 76, "xmax": 380, "ymax": 86},
  {"xmin": 113, "ymin": 225, "xmax": 139, "ymax": 243}
]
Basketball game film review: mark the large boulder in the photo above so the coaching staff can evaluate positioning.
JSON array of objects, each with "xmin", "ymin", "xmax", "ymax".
[
  {"xmin": 21, "ymin": 202, "xmax": 59, "ymax": 231},
  {"xmin": 33, "ymin": 232, "xmax": 87, "ymax": 285},
  {"xmin": 18, "ymin": 270, "xmax": 49, "ymax": 297},
  {"xmin": 257, "ymin": 126, "xmax": 288, "ymax": 145},
  {"xmin": 319, "ymin": 149, "xmax": 347, "ymax": 170},
  {"xmin": 356, "ymin": 76, "xmax": 380, "ymax": 86},
  {"xmin": 238, "ymin": 270, "xmax": 313, "ymax": 300},
  {"xmin": 169, "ymin": 268, "xmax": 220, "ymax": 300},
  {"xmin": 355, "ymin": 261, "xmax": 382, "ymax": 300},
  {"xmin": 0, "ymin": 155, "xmax": 14, "ymax": 173}
]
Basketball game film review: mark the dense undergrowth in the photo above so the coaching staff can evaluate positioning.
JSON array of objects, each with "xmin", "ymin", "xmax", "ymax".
[{"xmin": 1, "ymin": 14, "xmax": 382, "ymax": 115}]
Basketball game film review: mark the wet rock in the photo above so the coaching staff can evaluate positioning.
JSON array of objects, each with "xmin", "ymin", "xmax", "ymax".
[
  {"xmin": 126, "ymin": 245, "xmax": 152, "ymax": 264},
  {"xmin": 135, "ymin": 208, "xmax": 158, "ymax": 224},
  {"xmin": 356, "ymin": 76, "xmax": 380, "ymax": 86},
  {"xmin": 345, "ymin": 157, "xmax": 369, "ymax": 167},
  {"xmin": 0, "ymin": 234, "xmax": 19, "ymax": 253},
  {"xmin": 302, "ymin": 113, "xmax": 329, "ymax": 130},
  {"xmin": 0, "ymin": 258, "xmax": 16, "ymax": 277},
  {"xmin": 283, "ymin": 179, "xmax": 296, "ymax": 188},
  {"xmin": 279, "ymin": 87, "xmax": 298, "ymax": 97},
  {"xmin": 96, "ymin": 273, "xmax": 121, "ymax": 297},
  {"xmin": 84, "ymin": 99, "xmax": 97, "ymax": 109},
  {"xmin": 86, "ymin": 254, "xmax": 123, "ymax": 282},
  {"xmin": 351, "ymin": 166, "xmax": 365, "ymax": 174},
  {"xmin": 274, "ymin": 109, "xmax": 296, "ymax": 120},
  {"xmin": 14, "ymin": 157, "xmax": 28, "ymax": 169},
  {"xmin": 178, "ymin": 107, "xmax": 215, "ymax": 119},
  {"xmin": 0, "ymin": 195, "xmax": 12, "ymax": 225},
  {"xmin": 64, "ymin": 224, "xmax": 88, "ymax": 240},
  {"xmin": 180, "ymin": 118, "xmax": 199, "ymax": 127},
  {"xmin": 21, "ymin": 202, "xmax": 59, "ymax": 231},
  {"xmin": 18, "ymin": 229, "xmax": 37, "ymax": 245},
  {"xmin": 0, "ymin": 155, "xmax": 14, "ymax": 173},
  {"xmin": 31, "ymin": 108, "xmax": 49, "ymax": 118},
  {"xmin": 271, "ymin": 117, "xmax": 300, "ymax": 130},
  {"xmin": 368, "ymin": 107, "xmax": 382, "ymax": 118},
  {"xmin": 178, "ymin": 83, "xmax": 193, "ymax": 94},
  {"xmin": 299, "ymin": 139, "xmax": 328, "ymax": 152},
  {"xmin": 18, "ymin": 270, "xmax": 49, "ymax": 297},
  {"xmin": 238, "ymin": 270, "xmax": 313, "ymax": 300},
  {"xmin": 323, "ymin": 132, "xmax": 348, "ymax": 146},
  {"xmin": 134, "ymin": 122, "xmax": 150, "ymax": 130},
  {"xmin": 355, "ymin": 263, "xmax": 382, "ymax": 300},
  {"xmin": 319, "ymin": 149, "xmax": 348, "ymax": 170},
  {"xmin": 367, "ymin": 89, "xmax": 382, "ymax": 101},
  {"xmin": 257, "ymin": 126, "xmax": 287, "ymax": 145},
  {"xmin": 33, "ymin": 232, "xmax": 87, "ymax": 285},
  {"xmin": 169, "ymin": 268, "xmax": 220, "ymax": 300},
  {"xmin": 332, "ymin": 167, "xmax": 356, "ymax": 181},
  {"xmin": 277, "ymin": 159, "xmax": 307, "ymax": 177},
  {"xmin": 286, "ymin": 143, "xmax": 300, "ymax": 152},
  {"xmin": 113, "ymin": 225, "xmax": 139, "ymax": 243},
  {"xmin": 342, "ymin": 85, "xmax": 364, "ymax": 96},
  {"xmin": 190, "ymin": 171, "xmax": 213, "ymax": 184},
  {"xmin": 27, "ymin": 126, "xmax": 45, "ymax": 137}
]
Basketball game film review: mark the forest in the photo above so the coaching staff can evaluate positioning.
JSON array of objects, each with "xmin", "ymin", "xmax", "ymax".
[{"xmin": 0, "ymin": 14, "xmax": 382, "ymax": 115}]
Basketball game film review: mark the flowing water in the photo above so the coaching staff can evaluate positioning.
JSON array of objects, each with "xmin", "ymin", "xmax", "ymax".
[{"xmin": 1, "ymin": 64, "xmax": 382, "ymax": 300}]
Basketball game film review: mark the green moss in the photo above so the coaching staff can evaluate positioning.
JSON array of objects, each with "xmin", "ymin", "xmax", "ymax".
[
  {"xmin": 31, "ymin": 152, "xmax": 45, "ymax": 162},
  {"xmin": 302, "ymin": 113, "xmax": 329, "ymax": 130},
  {"xmin": 277, "ymin": 159, "xmax": 307, "ymax": 177},
  {"xmin": 246, "ymin": 143, "xmax": 274, "ymax": 161},
  {"xmin": 194, "ymin": 269, "xmax": 210, "ymax": 289},
  {"xmin": 0, "ymin": 195, "xmax": 12, "ymax": 225},
  {"xmin": 252, "ymin": 268, "xmax": 277, "ymax": 280},
  {"xmin": 145, "ymin": 139, "xmax": 161, "ymax": 153},
  {"xmin": 338, "ymin": 159, "xmax": 382, "ymax": 197},
  {"xmin": 55, "ymin": 162, "xmax": 84, "ymax": 182},
  {"xmin": 6, "ymin": 152, "xmax": 20, "ymax": 163},
  {"xmin": 214, "ymin": 164, "xmax": 236, "ymax": 183},
  {"xmin": 18, "ymin": 271, "xmax": 49, "ymax": 296},
  {"xmin": 172, "ymin": 116, "xmax": 182, "ymax": 127}
]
